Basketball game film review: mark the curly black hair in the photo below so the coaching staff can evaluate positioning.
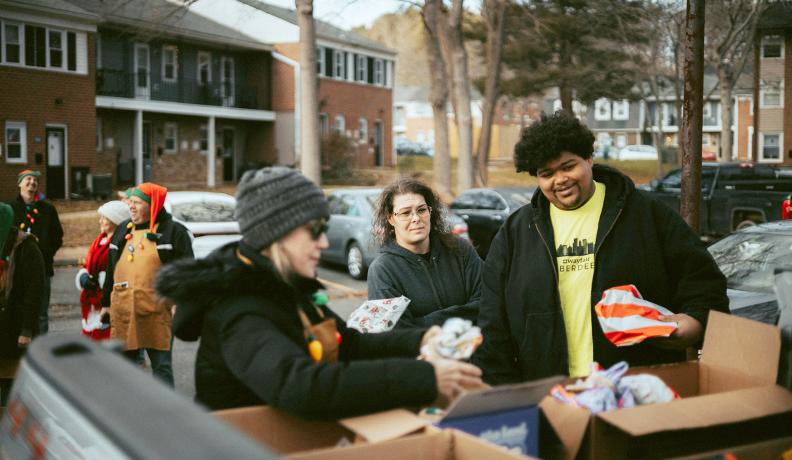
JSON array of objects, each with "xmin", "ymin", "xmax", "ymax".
[{"xmin": 514, "ymin": 111, "xmax": 595, "ymax": 176}]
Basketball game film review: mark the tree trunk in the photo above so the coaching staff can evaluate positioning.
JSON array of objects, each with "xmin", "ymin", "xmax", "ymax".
[
  {"xmin": 422, "ymin": 0, "xmax": 452, "ymax": 197},
  {"xmin": 475, "ymin": 0, "xmax": 506, "ymax": 187},
  {"xmin": 718, "ymin": 65, "xmax": 733, "ymax": 161},
  {"xmin": 679, "ymin": 0, "xmax": 705, "ymax": 234},
  {"xmin": 444, "ymin": 0, "xmax": 474, "ymax": 193},
  {"xmin": 296, "ymin": 0, "xmax": 320, "ymax": 185}
]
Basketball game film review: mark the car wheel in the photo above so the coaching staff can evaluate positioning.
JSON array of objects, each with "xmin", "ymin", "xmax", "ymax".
[
  {"xmin": 735, "ymin": 219, "xmax": 759, "ymax": 231},
  {"xmin": 346, "ymin": 242, "xmax": 367, "ymax": 280}
]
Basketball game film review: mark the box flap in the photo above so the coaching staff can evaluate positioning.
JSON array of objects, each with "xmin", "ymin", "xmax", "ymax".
[
  {"xmin": 700, "ymin": 311, "xmax": 780, "ymax": 393},
  {"xmin": 443, "ymin": 375, "xmax": 565, "ymax": 420},
  {"xmin": 597, "ymin": 385, "xmax": 792, "ymax": 436},
  {"xmin": 338, "ymin": 409, "xmax": 429, "ymax": 443},
  {"xmin": 539, "ymin": 396, "xmax": 591, "ymax": 460}
]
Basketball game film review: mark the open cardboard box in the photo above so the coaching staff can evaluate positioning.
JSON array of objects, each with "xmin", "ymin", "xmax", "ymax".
[
  {"xmin": 541, "ymin": 311, "xmax": 792, "ymax": 459},
  {"xmin": 288, "ymin": 428, "xmax": 530, "ymax": 460},
  {"xmin": 213, "ymin": 378, "xmax": 559, "ymax": 458}
]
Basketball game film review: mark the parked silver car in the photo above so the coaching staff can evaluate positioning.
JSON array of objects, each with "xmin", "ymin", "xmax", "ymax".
[
  {"xmin": 322, "ymin": 188, "xmax": 469, "ymax": 280},
  {"xmin": 164, "ymin": 191, "xmax": 241, "ymax": 259}
]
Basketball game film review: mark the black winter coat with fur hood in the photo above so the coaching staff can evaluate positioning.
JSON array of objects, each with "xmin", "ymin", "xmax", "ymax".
[{"xmin": 156, "ymin": 242, "xmax": 437, "ymax": 417}]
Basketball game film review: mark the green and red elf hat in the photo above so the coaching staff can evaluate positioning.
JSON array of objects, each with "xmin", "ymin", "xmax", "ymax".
[
  {"xmin": 128, "ymin": 183, "xmax": 167, "ymax": 237},
  {"xmin": 17, "ymin": 170, "xmax": 41, "ymax": 185}
]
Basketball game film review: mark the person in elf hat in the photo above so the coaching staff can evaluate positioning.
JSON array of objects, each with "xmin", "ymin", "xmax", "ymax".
[
  {"xmin": 156, "ymin": 167, "xmax": 482, "ymax": 415},
  {"xmin": 0, "ymin": 203, "xmax": 45, "ymax": 405},
  {"xmin": 101, "ymin": 183, "xmax": 193, "ymax": 387},
  {"xmin": 9, "ymin": 170, "xmax": 63, "ymax": 334},
  {"xmin": 75, "ymin": 201, "xmax": 130, "ymax": 341}
]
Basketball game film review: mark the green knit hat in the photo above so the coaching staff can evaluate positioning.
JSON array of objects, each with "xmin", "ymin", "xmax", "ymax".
[{"xmin": 17, "ymin": 170, "xmax": 41, "ymax": 185}]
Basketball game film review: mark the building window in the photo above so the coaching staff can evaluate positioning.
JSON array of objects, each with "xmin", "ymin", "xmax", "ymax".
[
  {"xmin": 594, "ymin": 98, "xmax": 611, "ymax": 121},
  {"xmin": 3, "ymin": 22, "xmax": 21, "ymax": 64},
  {"xmin": 164, "ymin": 123, "xmax": 178, "ymax": 153},
  {"xmin": 761, "ymin": 80, "xmax": 783, "ymax": 108},
  {"xmin": 358, "ymin": 118, "xmax": 368, "ymax": 143},
  {"xmin": 333, "ymin": 50, "xmax": 344, "ymax": 79},
  {"xmin": 394, "ymin": 106, "xmax": 406, "ymax": 127},
  {"xmin": 197, "ymin": 51, "xmax": 211, "ymax": 84},
  {"xmin": 162, "ymin": 45, "xmax": 178, "ymax": 82},
  {"xmin": 96, "ymin": 117, "xmax": 102, "ymax": 151},
  {"xmin": 47, "ymin": 29, "xmax": 64, "ymax": 69},
  {"xmin": 356, "ymin": 55, "xmax": 367, "ymax": 82},
  {"xmin": 316, "ymin": 46, "xmax": 325, "ymax": 75},
  {"xmin": 760, "ymin": 133, "xmax": 782, "ymax": 162},
  {"xmin": 374, "ymin": 59, "xmax": 384, "ymax": 85},
  {"xmin": 200, "ymin": 125, "xmax": 208, "ymax": 152},
  {"xmin": 612, "ymin": 100, "xmax": 629, "ymax": 121},
  {"xmin": 319, "ymin": 113, "xmax": 329, "ymax": 136},
  {"xmin": 762, "ymin": 35, "xmax": 783, "ymax": 59},
  {"xmin": 703, "ymin": 101, "xmax": 712, "ymax": 119},
  {"xmin": 24, "ymin": 24, "xmax": 46, "ymax": 67},
  {"xmin": 5, "ymin": 122, "xmax": 27, "ymax": 163},
  {"xmin": 334, "ymin": 115, "xmax": 345, "ymax": 134}
]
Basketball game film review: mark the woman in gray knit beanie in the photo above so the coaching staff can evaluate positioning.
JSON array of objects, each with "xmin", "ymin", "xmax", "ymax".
[{"xmin": 157, "ymin": 167, "xmax": 483, "ymax": 416}]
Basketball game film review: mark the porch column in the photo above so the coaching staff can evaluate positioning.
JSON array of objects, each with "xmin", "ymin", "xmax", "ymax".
[
  {"xmin": 134, "ymin": 110, "xmax": 143, "ymax": 184},
  {"xmin": 207, "ymin": 116, "xmax": 216, "ymax": 187}
]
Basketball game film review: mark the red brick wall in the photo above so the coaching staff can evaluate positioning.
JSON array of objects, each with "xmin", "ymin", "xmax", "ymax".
[
  {"xmin": 319, "ymin": 79, "xmax": 393, "ymax": 168},
  {"xmin": 272, "ymin": 44, "xmax": 299, "ymax": 112},
  {"xmin": 0, "ymin": 33, "xmax": 96, "ymax": 200}
]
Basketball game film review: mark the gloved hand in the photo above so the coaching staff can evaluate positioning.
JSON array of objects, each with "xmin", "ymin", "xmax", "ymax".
[{"xmin": 82, "ymin": 274, "xmax": 99, "ymax": 291}]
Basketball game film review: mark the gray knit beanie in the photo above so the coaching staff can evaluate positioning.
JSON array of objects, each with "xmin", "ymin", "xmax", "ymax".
[{"xmin": 235, "ymin": 167, "xmax": 330, "ymax": 250}]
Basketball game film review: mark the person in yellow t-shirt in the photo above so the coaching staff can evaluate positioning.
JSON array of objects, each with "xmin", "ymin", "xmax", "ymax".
[{"xmin": 473, "ymin": 112, "xmax": 729, "ymax": 384}]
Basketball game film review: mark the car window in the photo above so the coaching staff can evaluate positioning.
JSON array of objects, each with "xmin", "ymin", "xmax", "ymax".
[
  {"xmin": 505, "ymin": 190, "xmax": 533, "ymax": 209},
  {"xmin": 479, "ymin": 192, "xmax": 506, "ymax": 211},
  {"xmin": 660, "ymin": 168, "xmax": 714, "ymax": 192},
  {"xmin": 170, "ymin": 200, "xmax": 235, "ymax": 222},
  {"xmin": 450, "ymin": 192, "xmax": 479, "ymax": 210},
  {"xmin": 709, "ymin": 232, "xmax": 792, "ymax": 292},
  {"xmin": 328, "ymin": 195, "xmax": 349, "ymax": 215}
]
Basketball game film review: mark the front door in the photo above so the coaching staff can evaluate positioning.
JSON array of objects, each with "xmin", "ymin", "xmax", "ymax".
[
  {"xmin": 134, "ymin": 43, "xmax": 150, "ymax": 99},
  {"xmin": 374, "ymin": 120, "xmax": 383, "ymax": 167},
  {"xmin": 222, "ymin": 127, "xmax": 235, "ymax": 182},
  {"xmin": 46, "ymin": 127, "xmax": 66, "ymax": 199},
  {"xmin": 142, "ymin": 122, "xmax": 153, "ymax": 181},
  {"xmin": 221, "ymin": 57, "xmax": 235, "ymax": 107}
]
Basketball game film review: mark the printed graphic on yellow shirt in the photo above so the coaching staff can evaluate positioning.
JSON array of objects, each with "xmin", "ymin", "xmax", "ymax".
[{"xmin": 550, "ymin": 181, "xmax": 606, "ymax": 378}]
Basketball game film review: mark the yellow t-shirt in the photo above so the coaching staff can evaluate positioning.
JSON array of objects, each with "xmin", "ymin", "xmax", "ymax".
[{"xmin": 550, "ymin": 181, "xmax": 606, "ymax": 377}]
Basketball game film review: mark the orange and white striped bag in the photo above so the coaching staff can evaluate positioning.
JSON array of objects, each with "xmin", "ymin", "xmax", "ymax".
[{"xmin": 594, "ymin": 285, "xmax": 678, "ymax": 347}]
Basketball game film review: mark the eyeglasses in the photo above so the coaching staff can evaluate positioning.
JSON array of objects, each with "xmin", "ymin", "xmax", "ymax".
[
  {"xmin": 308, "ymin": 219, "xmax": 329, "ymax": 240},
  {"xmin": 393, "ymin": 205, "xmax": 431, "ymax": 222}
]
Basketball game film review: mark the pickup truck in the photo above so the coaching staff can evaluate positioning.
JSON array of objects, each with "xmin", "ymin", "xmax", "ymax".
[{"xmin": 644, "ymin": 162, "xmax": 792, "ymax": 236}]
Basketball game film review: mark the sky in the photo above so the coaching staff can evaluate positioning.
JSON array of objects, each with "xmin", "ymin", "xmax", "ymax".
[{"xmin": 264, "ymin": 0, "xmax": 408, "ymax": 29}]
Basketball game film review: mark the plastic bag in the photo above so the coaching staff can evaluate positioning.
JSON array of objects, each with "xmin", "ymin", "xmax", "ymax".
[
  {"xmin": 420, "ymin": 318, "xmax": 483, "ymax": 360},
  {"xmin": 595, "ymin": 284, "xmax": 678, "ymax": 347}
]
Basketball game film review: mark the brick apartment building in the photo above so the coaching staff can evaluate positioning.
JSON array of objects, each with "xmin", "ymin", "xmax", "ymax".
[
  {"xmin": 0, "ymin": 0, "xmax": 98, "ymax": 199},
  {"xmin": 190, "ymin": 0, "xmax": 398, "ymax": 169},
  {"xmin": 754, "ymin": 2, "xmax": 792, "ymax": 166}
]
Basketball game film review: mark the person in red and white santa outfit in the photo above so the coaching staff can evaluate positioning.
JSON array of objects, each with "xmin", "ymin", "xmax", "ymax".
[{"xmin": 75, "ymin": 201, "xmax": 129, "ymax": 341}]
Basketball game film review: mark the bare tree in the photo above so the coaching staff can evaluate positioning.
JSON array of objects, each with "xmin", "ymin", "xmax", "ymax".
[
  {"xmin": 474, "ymin": 0, "xmax": 507, "ymax": 186},
  {"xmin": 296, "ymin": 0, "xmax": 321, "ymax": 184},
  {"xmin": 704, "ymin": 0, "xmax": 765, "ymax": 161},
  {"xmin": 421, "ymin": 0, "xmax": 452, "ymax": 197},
  {"xmin": 679, "ymin": 0, "xmax": 705, "ymax": 233},
  {"xmin": 438, "ymin": 0, "xmax": 475, "ymax": 192}
]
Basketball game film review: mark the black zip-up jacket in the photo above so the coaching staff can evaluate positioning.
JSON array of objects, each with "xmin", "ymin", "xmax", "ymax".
[
  {"xmin": 367, "ymin": 236, "xmax": 482, "ymax": 328},
  {"xmin": 0, "ymin": 231, "xmax": 44, "ymax": 358},
  {"xmin": 101, "ymin": 210, "xmax": 193, "ymax": 307},
  {"xmin": 472, "ymin": 165, "xmax": 729, "ymax": 384},
  {"xmin": 155, "ymin": 242, "xmax": 437, "ymax": 417},
  {"xmin": 10, "ymin": 195, "xmax": 63, "ymax": 276}
]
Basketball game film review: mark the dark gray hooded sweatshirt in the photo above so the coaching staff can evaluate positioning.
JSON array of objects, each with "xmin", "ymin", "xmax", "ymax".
[{"xmin": 366, "ymin": 235, "xmax": 482, "ymax": 328}]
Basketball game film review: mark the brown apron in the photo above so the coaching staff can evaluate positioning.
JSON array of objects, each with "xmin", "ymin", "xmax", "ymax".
[
  {"xmin": 109, "ymin": 225, "xmax": 172, "ymax": 351},
  {"xmin": 298, "ymin": 307, "xmax": 339, "ymax": 364}
]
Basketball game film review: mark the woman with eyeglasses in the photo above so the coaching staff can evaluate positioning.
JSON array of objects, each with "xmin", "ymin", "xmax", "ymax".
[
  {"xmin": 368, "ymin": 178, "xmax": 482, "ymax": 328},
  {"xmin": 156, "ymin": 168, "xmax": 481, "ymax": 416}
]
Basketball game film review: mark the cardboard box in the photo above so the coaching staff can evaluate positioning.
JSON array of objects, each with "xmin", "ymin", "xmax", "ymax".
[
  {"xmin": 541, "ymin": 311, "xmax": 792, "ymax": 459},
  {"xmin": 214, "ymin": 406, "xmax": 429, "ymax": 454},
  {"xmin": 436, "ymin": 375, "xmax": 563, "ymax": 457},
  {"xmin": 672, "ymin": 435, "xmax": 792, "ymax": 459},
  {"xmin": 289, "ymin": 429, "xmax": 531, "ymax": 460}
]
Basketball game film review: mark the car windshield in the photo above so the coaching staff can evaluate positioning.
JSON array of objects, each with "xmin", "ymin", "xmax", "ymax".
[
  {"xmin": 171, "ymin": 200, "xmax": 236, "ymax": 223},
  {"xmin": 709, "ymin": 231, "xmax": 792, "ymax": 292}
]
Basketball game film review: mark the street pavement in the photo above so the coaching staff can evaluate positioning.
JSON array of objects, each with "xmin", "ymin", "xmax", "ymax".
[{"xmin": 49, "ymin": 262, "xmax": 368, "ymax": 400}]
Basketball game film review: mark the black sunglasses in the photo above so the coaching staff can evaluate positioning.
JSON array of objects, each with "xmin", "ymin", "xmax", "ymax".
[{"xmin": 308, "ymin": 220, "xmax": 329, "ymax": 240}]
